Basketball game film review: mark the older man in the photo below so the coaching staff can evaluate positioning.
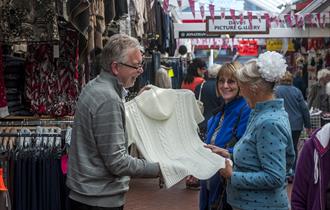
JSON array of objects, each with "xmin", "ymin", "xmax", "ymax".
[{"xmin": 67, "ymin": 34, "xmax": 161, "ymax": 210}]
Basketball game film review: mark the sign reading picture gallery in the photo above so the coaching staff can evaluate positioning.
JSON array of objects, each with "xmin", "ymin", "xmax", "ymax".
[{"xmin": 206, "ymin": 16, "xmax": 269, "ymax": 35}]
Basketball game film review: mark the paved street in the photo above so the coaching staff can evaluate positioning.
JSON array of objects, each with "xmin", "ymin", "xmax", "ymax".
[
  {"xmin": 125, "ymin": 178, "xmax": 293, "ymax": 210},
  {"xmin": 125, "ymin": 178, "xmax": 199, "ymax": 210}
]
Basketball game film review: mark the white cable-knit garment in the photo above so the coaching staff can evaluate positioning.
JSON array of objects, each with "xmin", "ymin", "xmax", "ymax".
[{"xmin": 125, "ymin": 85, "xmax": 226, "ymax": 188}]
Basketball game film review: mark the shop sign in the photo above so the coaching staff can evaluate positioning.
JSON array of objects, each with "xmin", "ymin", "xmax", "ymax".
[
  {"xmin": 237, "ymin": 40, "xmax": 258, "ymax": 56},
  {"xmin": 266, "ymin": 39, "xmax": 294, "ymax": 52},
  {"xmin": 179, "ymin": 31, "xmax": 221, "ymax": 38},
  {"xmin": 206, "ymin": 17, "xmax": 268, "ymax": 34}
]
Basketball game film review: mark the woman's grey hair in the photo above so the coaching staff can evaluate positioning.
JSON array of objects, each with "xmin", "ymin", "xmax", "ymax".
[
  {"xmin": 317, "ymin": 68, "xmax": 330, "ymax": 80},
  {"xmin": 236, "ymin": 59, "xmax": 275, "ymax": 92},
  {"xmin": 100, "ymin": 34, "xmax": 143, "ymax": 71},
  {"xmin": 326, "ymin": 82, "xmax": 330, "ymax": 95},
  {"xmin": 208, "ymin": 64, "xmax": 221, "ymax": 78}
]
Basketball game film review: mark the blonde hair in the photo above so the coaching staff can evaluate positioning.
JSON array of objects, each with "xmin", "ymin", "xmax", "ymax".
[
  {"xmin": 216, "ymin": 61, "xmax": 242, "ymax": 96},
  {"xmin": 279, "ymin": 71, "xmax": 293, "ymax": 85},
  {"xmin": 236, "ymin": 59, "xmax": 275, "ymax": 93},
  {"xmin": 217, "ymin": 61, "xmax": 242, "ymax": 80}
]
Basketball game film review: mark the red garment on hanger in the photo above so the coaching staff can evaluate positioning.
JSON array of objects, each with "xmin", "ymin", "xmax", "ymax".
[{"xmin": 0, "ymin": 45, "xmax": 9, "ymax": 118}]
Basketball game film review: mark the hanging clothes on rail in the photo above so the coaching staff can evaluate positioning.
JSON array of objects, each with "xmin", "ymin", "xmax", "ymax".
[
  {"xmin": 0, "ymin": 167, "xmax": 11, "ymax": 210},
  {"xmin": 25, "ymin": 20, "xmax": 79, "ymax": 117},
  {"xmin": 0, "ymin": 45, "xmax": 9, "ymax": 118},
  {"xmin": 0, "ymin": 0, "xmax": 59, "ymax": 43},
  {"xmin": 0, "ymin": 123, "xmax": 72, "ymax": 210}
]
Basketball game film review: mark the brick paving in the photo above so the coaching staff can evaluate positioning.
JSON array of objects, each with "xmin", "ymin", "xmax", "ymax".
[
  {"xmin": 125, "ymin": 178, "xmax": 293, "ymax": 210},
  {"xmin": 125, "ymin": 178, "xmax": 199, "ymax": 210}
]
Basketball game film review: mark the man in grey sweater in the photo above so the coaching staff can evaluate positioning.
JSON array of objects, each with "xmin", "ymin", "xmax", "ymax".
[{"xmin": 66, "ymin": 34, "xmax": 161, "ymax": 210}]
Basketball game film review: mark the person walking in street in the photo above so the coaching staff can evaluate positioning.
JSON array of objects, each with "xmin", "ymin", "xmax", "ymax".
[
  {"xmin": 275, "ymin": 71, "xmax": 311, "ymax": 182},
  {"xmin": 308, "ymin": 68, "xmax": 330, "ymax": 111},
  {"xmin": 291, "ymin": 123, "xmax": 330, "ymax": 210},
  {"xmin": 211, "ymin": 51, "xmax": 295, "ymax": 210},
  {"xmin": 200, "ymin": 62, "xmax": 251, "ymax": 210},
  {"xmin": 66, "ymin": 34, "xmax": 161, "ymax": 210}
]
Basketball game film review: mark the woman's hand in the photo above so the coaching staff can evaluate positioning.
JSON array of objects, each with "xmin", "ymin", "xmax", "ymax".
[
  {"xmin": 219, "ymin": 159, "xmax": 233, "ymax": 178},
  {"xmin": 204, "ymin": 144, "xmax": 230, "ymax": 158}
]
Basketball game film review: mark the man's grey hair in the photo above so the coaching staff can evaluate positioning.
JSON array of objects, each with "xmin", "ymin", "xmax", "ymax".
[
  {"xmin": 100, "ymin": 34, "xmax": 143, "ymax": 71},
  {"xmin": 208, "ymin": 64, "xmax": 221, "ymax": 78}
]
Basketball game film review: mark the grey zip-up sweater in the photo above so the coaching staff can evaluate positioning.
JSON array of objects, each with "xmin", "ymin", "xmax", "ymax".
[{"xmin": 66, "ymin": 70, "xmax": 160, "ymax": 208}]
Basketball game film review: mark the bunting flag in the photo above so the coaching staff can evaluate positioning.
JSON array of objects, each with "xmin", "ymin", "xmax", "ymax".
[
  {"xmin": 264, "ymin": 12, "xmax": 271, "ymax": 29},
  {"xmin": 272, "ymin": 14, "xmax": 280, "ymax": 27},
  {"xmin": 296, "ymin": 14, "xmax": 305, "ymax": 30},
  {"xmin": 320, "ymin": 12, "xmax": 330, "ymax": 28},
  {"xmin": 162, "ymin": 0, "xmax": 169, "ymax": 13},
  {"xmin": 256, "ymin": 12, "xmax": 262, "ymax": 23},
  {"xmin": 280, "ymin": 14, "xmax": 287, "ymax": 28},
  {"xmin": 230, "ymin": 9, "xmax": 236, "ymax": 24},
  {"xmin": 284, "ymin": 14, "xmax": 293, "ymax": 27},
  {"xmin": 311, "ymin": 13, "xmax": 320, "ymax": 28},
  {"xmin": 304, "ymin": 13, "xmax": 312, "ymax": 25},
  {"xmin": 290, "ymin": 11, "xmax": 296, "ymax": 26},
  {"xmin": 239, "ymin": 11, "xmax": 244, "ymax": 24},
  {"xmin": 188, "ymin": 0, "xmax": 196, "ymax": 18},
  {"xmin": 209, "ymin": 4, "xmax": 215, "ymax": 23},
  {"xmin": 220, "ymin": 7, "xmax": 226, "ymax": 20},
  {"xmin": 247, "ymin": 11, "xmax": 253, "ymax": 29},
  {"xmin": 199, "ymin": 2, "xmax": 205, "ymax": 20}
]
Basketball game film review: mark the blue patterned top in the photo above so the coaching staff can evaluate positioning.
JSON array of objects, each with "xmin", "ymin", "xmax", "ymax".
[{"xmin": 227, "ymin": 99, "xmax": 295, "ymax": 210}]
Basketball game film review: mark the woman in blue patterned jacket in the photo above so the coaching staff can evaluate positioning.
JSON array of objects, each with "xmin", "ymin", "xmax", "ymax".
[{"xmin": 211, "ymin": 52, "xmax": 295, "ymax": 210}]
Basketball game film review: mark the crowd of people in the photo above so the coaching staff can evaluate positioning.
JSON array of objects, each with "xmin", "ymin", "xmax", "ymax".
[{"xmin": 66, "ymin": 34, "xmax": 330, "ymax": 210}]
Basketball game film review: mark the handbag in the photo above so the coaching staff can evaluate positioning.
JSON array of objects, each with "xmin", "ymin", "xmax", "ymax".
[{"xmin": 197, "ymin": 82, "xmax": 205, "ymax": 114}]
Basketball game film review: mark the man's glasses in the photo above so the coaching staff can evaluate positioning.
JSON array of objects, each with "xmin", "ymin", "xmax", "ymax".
[{"xmin": 118, "ymin": 61, "xmax": 144, "ymax": 70}]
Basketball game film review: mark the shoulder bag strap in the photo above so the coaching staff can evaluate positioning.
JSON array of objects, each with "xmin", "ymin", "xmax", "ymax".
[
  {"xmin": 225, "ymin": 104, "xmax": 247, "ymax": 148},
  {"xmin": 198, "ymin": 82, "xmax": 205, "ymax": 101}
]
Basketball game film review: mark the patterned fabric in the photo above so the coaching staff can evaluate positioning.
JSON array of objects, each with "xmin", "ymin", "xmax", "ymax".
[
  {"xmin": 0, "ymin": 45, "xmax": 9, "ymax": 118},
  {"xmin": 0, "ymin": 0, "xmax": 59, "ymax": 42},
  {"xmin": 25, "ymin": 22, "xmax": 79, "ymax": 116},
  {"xmin": 227, "ymin": 99, "xmax": 295, "ymax": 210}
]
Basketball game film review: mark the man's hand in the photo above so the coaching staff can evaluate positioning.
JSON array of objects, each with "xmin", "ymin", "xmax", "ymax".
[
  {"xmin": 204, "ymin": 144, "xmax": 230, "ymax": 158},
  {"xmin": 219, "ymin": 159, "xmax": 233, "ymax": 178}
]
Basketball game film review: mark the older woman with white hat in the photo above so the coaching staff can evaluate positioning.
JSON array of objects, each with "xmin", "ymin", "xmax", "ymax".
[{"xmin": 211, "ymin": 51, "xmax": 295, "ymax": 210}]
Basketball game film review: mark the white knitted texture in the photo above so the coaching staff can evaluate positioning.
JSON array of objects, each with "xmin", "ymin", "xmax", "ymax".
[{"xmin": 125, "ymin": 86, "xmax": 226, "ymax": 188}]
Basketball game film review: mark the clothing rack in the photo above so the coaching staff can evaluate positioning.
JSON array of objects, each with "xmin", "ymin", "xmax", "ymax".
[
  {"xmin": 0, "ymin": 120, "xmax": 73, "ymax": 127},
  {"xmin": 0, "ymin": 133, "xmax": 62, "ymax": 137}
]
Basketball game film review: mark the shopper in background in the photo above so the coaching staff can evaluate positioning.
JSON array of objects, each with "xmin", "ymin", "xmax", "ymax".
[
  {"xmin": 275, "ymin": 71, "xmax": 311, "ymax": 182},
  {"xmin": 308, "ymin": 68, "xmax": 330, "ymax": 111},
  {"xmin": 213, "ymin": 51, "xmax": 295, "ymax": 210},
  {"xmin": 200, "ymin": 62, "xmax": 251, "ymax": 210},
  {"xmin": 66, "ymin": 34, "xmax": 161, "ymax": 210},
  {"xmin": 194, "ymin": 64, "xmax": 224, "ymax": 141},
  {"xmin": 293, "ymin": 70, "xmax": 307, "ymax": 100},
  {"xmin": 291, "ymin": 123, "xmax": 330, "ymax": 210},
  {"xmin": 181, "ymin": 58, "xmax": 207, "ymax": 92}
]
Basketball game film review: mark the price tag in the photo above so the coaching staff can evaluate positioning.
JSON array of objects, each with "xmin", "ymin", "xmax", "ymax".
[
  {"xmin": 168, "ymin": 68, "xmax": 174, "ymax": 78},
  {"xmin": 53, "ymin": 45, "xmax": 59, "ymax": 58}
]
